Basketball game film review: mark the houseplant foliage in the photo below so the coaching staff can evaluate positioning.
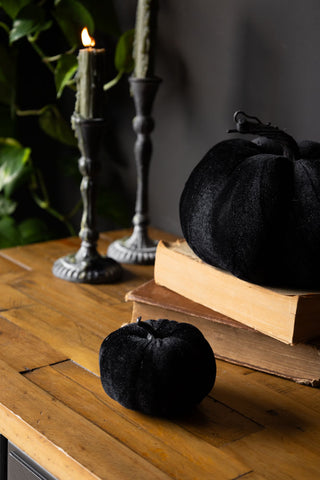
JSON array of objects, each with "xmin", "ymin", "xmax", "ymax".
[
  {"xmin": 0, "ymin": 0, "xmax": 133, "ymax": 248},
  {"xmin": 180, "ymin": 111, "xmax": 320, "ymax": 289}
]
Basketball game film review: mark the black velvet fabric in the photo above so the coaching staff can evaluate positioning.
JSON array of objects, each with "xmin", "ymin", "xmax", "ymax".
[
  {"xmin": 180, "ymin": 137, "xmax": 320, "ymax": 288},
  {"xmin": 99, "ymin": 319, "xmax": 216, "ymax": 417}
]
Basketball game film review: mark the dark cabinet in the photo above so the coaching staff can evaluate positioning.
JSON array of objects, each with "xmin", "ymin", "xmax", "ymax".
[
  {"xmin": 0, "ymin": 436, "xmax": 7, "ymax": 480},
  {"xmin": 0, "ymin": 436, "xmax": 56, "ymax": 480}
]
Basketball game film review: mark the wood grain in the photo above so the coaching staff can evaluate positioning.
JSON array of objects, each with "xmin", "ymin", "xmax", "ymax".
[
  {"xmin": 0, "ymin": 255, "xmax": 29, "ymax": 284},
  {"xmin": 0, "ymin": 229, "xmax": 318, "ymax": 480},
  {"xmin": 0, "ymin": 316, "xmax": 65, "ymax": 372},
  {"xmin": 214, "ymin": 362, "xmax": 320, "ymax": 479},
  {"xmin": 25, "ymin": 361, "xmax": 251, "ymax": 480},
  {"xmin": 2, "ymin": 303, "xmax": 104, "ymax": 375},
  {"xmin": 0, "ymin": 359, "xmax": 171, "ymax": 480},
  {"xmin": 0, "ymin": 284, "xmax": 34, "ymax": 311}
]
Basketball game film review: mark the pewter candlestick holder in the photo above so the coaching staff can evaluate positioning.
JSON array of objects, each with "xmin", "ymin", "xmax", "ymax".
[
  {"xmin": 52, "ymin": 115, "xmax": 122, "ymax": 283},
  {"xmin": 107, "ymin": 76, "xmax": 161, "ymax": 264}
]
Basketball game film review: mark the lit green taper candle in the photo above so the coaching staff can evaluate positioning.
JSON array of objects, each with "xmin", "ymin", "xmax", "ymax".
[{"xmin": 74, "ymin": 27, "xmax": 106, "ymax": 119}]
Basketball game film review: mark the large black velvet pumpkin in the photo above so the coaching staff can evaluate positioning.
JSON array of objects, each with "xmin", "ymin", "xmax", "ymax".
[
  {"xmin": 180, "ymin": 111, "xmax": 320, "ymax": 288},
  {"xmin": 99, "ymin": 317, "xmax": 216, "ymax": 417}
]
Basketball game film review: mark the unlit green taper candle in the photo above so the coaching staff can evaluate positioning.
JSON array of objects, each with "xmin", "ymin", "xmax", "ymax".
[{"xmin": 133, "ymin": 0, "xmax": 158, "ymax": 78}]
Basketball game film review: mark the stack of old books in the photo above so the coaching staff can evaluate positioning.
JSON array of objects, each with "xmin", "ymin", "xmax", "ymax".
[{"xmin": 126, "ymin": 240, "xmax": 320, "ymax": 386}]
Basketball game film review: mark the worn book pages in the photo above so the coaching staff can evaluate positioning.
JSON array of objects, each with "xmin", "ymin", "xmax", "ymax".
[{"xmin": 154, "ymin": 240, "xmax": 320, "ymax": 344}]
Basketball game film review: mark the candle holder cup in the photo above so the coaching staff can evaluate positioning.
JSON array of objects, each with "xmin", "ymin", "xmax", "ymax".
[
  {"xmin": 52, "ymin": 115, "xmax": 122, "ymax": 283},
  {"xmin": 107, "ymin": 76, "xmax": 161, "ymax": 264}
]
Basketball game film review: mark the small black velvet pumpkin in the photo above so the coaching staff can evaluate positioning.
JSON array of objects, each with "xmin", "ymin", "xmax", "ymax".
[
  {"xmin": 99, "ymin": 318, "xmax": 216, "ymax": 417},
  {"xmin": 180, "ymin": 111, "xmax": 320, "ymax": 288}
]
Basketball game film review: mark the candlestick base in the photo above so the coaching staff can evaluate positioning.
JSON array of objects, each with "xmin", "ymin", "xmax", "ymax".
[
  {"xmin": 107, "ymin": 226, "xmax": 158, "ymax": 265},
  {"xmin": 52, "ymin": 249, "xmax": 122, "ymax": 284}
]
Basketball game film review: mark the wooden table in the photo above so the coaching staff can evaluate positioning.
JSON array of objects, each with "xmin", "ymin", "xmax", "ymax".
[{"xmin": 0, "ymin": 228, "xmax": 319, "ymax": 480}]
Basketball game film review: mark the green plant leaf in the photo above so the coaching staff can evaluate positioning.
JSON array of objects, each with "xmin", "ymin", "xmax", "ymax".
[
  {"xmin": 115, "ymin": 29, "xmax": 134, "ymax": 73},
  {"xmin": 76, "ymin": 0, "xmax": 120, "ymax": 37},
  {"xmin": 9, "ymin": 4, "xmax": 49, "ymax": 43},
  {"xmin": 53, "ymin": 0, "xmax": 95, "ymax": 47},
  {"xmin": 0, "ymin": 44, "xmax": 12, "ymax": 84},
  {"xmin": 0, "ymin": 195, "xmax": 17, "ymax": 215},
  {"xmin": 0, "ymin": 142, "xmax": 31, "ymax": 193},
  {"xmin": 18, "ymin": 217, "xmax": 51, "ymax": 244},
  {"xmin": 0, "ymin": 216, "xmax": 22, "ymax": 248},
  {"xmin": 0, "ymin": 137, "xmax": 22, "ymax": 148},
  {"xmin": 0, "ymin": 215, "xmax": 52, "ymax": 247},
  {"xmin": 0, "ymin": 44, "xmax": 17, "ymax": 107},
  {"xmin": 0, "ymin": 82, "xmax": 14, "ymax": 108},
  {"xmin": 5, "ymin": 162, "xmax": 32, "ymax": 198},
  {"xmin": 0, "ymin": 106, "xmax": 15, "ymax": 137},
  {"xmin": 1, "ymin": 0, "xmax": 32, "ymax": 19},
  {"xmin": 56, "ymin": 151, "xmax": 79, "ymax": 179},
  {"xmin": 39, "ymin": 105, "xmax": 77, "ymax": 147},
  {"xmin": 55, "ymin": 54, "xmax": 78, "ymax": 98},
  {"xmin": 0, "ymin": 21, "xmax": 10, "ymax": 34}
]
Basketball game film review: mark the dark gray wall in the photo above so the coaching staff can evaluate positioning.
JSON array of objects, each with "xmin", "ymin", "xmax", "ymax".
[{"xmin": 114, "ymin": 1, "xmax": 320, "ymax": 235}]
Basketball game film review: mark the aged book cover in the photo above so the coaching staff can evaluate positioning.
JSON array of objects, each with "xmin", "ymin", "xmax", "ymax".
[
  {"xmin": 126, "ymin": 280, "xmax": 320, "ymax": 386},
  {"xmin": 154, "ymin": 240, "xmax": 320, "ymax": 344}
]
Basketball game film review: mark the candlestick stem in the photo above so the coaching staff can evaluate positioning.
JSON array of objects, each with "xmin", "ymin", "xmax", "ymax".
[
  {"xmin": 107, "ymin": 76, "xmax": 161, "ymax": 264},
  {"xmin": 52, "ymin": 115, "xmax": 122, "ymax": 283}
]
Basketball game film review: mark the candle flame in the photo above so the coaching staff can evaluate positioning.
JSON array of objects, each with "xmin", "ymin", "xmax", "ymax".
[{"xmin": 81, "ymin": 27, "xmax": 95, "ymax": 47}]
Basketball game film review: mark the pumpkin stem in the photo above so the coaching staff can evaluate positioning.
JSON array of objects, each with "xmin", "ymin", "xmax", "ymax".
[
  {"xmin": 228, "ymin": 111, "xmax": 300, "ymax": 160},
  {"xmin": 136, "ymin": 316, "xmax": 156, "ymax": 339}
]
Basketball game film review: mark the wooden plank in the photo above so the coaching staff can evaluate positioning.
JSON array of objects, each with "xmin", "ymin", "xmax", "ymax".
[
  {"xmin": 2, "ymin": 230, "xmax": 171, "ymax": 308},
  {"xmin": 0, "ymin": 254, "xmax": 29, "ymax": 273},
  {"xmin": 222, "ymin": 428, "xmax": 320, "ymax": 480},
  {"xmin": 2, "ymin": 304, "xmax": 104, "ymax": 375},
  {"xmin": 10, "ymin": 267, "xmax": 153, "ymax": 315},
  {"xmin": 80, "ymin": 264, "xmax": 156, "ymax": 303},
  {"xmin": 10, "ymin": 270, "xmax": 125, "ymax": 320},
  {"xmin": 98, "ymin": 229, "xmax": 179, "ymax": 296},
  {"xmin": 212, "ymin": 361, "xmax": 320, "ymax": 479},
  {"xmin": 1, "ymin": 229, "xmax": 176, "ymax": 277},
  {"xmin": 0, "ymin": 250, "xmax": 32, "ymax": 271},
  {"xmin": 1, "ymin": 236, "xmax": 82, "ymax": 261},
  {"xmin": 1, "ymin": 294, "xmax": 136, "ymax": 375},
  {"xmin": 25, "ymin": 361, "xmax": 251, "ymax": 480},
  {"xmin": 213, "ymin": 361, "xmax": 320, "ymax": 431},
  {"xmin": 236, "ymin": 474, "xmax": 266, "ymax": 480},
  {"xmin": 2, "ymin": 302, "xmax": 134, "ymax": 376},
  {"xmin": 8, "ymin": 272, "xmax": 137, "ymax": 336},
  {"xmin": 251, "ymin": 370, "xmax": 320, "ymax": 415},
  {"xmin": 173, "ymin": 395, "xmax": 262, "ymax": 447},
  {"xmin": 0, "ymin": 315, "xmax": 66, "ymax": 372},
  {"xmin": 0, "ymin": 239, "xmax": 77, "ymax": 272},
  {"xmin": 0, "ymin": 284, "xmax": 34, "ymax": 311},
  {"xmin": 100, "ymin": 228, "xmax": 178, "ymax": 244},
  {"xmin": 0, "ymin": 270, "xmax": 29, "ymax": 285},
  {"xmin": 2, "ymin": 229, "xmax": 176, "ymax": 305},
  {"xmin": 3, "ymin": 229, "xmax": 319, "ymax": 480},
  {"xmin": 0, "ymin": 358, "xmax": 172, "ymax": 480},
  {"xmin": 55, "ymin": 360, "xmax": 261, "ymax": 447},
  {"xmin": 0, "ymin": 255, "xmax": 29, "ymax": 284}
]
